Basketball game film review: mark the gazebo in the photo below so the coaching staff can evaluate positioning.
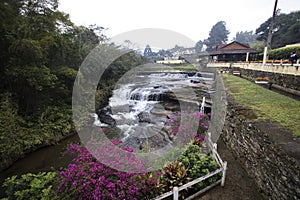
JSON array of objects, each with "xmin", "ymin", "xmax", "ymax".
[{"xmin": 209, "ymin": 41, "xmax": 258, "ymax": 62}]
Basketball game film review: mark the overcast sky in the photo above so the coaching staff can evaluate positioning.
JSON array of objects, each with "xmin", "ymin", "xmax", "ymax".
[{"xmin": 58, "ymin": 0, "xmax": 300, "ymax": 49}]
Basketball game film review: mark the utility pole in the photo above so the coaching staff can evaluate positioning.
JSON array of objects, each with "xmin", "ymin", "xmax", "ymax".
[{"xmin": 266, "ymin": 0, "xmax": 278, "ymax": 60}]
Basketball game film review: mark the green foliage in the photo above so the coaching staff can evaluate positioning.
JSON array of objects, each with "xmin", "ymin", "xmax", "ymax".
[
  {"xmin": 156, "ymin": 145, "xmax": 222, "ymax": 198},
  {"xmin": 38, "ymin": 105, "xmax": 74, "ymax": 141},
  {"xmin": 9, "ymin": 39, "xmax": 44, "ymax": 65},
  {"xmin": 0, "ymin": 93, "xmax": 73, "ymax": 170},
  {"xmin": 169, "ymin": 64, "xmax": 197, "ymax": 71},
  {"xmin": 157, "ymin": 161, "xmax": 191, "ymax": 195},
  {"xmin": 204, "ymin": 21, "xmax": 230, "ymax": 52},
  {"xmin": 190, "ymin": 138, "xmax": 203, "ymax": 147},
  {"xmin": 144, "ymin": 44, "xmax": 153, "ymax": 57},
  {"xmin": 0, "ymin": 93, "xmax": 27, "ymax": 169},
  {"xmin": 7, "ymin": 65, "xmax": 57, "ymax": 91},
  {"xmin": 51, "ymin": 66, "xmax": 77, "ymax": 101},
  {"xmin": 178, "ymin": 145, "xmax": 221, "ymax": 190},
  {"xmin": 2, "ymin": 172, "xmax": 58, "ymax": 200},
  {"xmin": 269, "ymin": 46, "xmax": 300, "ymax": 60},
  {"xmin": 0, "ymin": 0, "xmax": 106, "ymax": 169},
  {"xmin": 195, "ymin": 40, "xmax": 204, "ymax": 53},
  {"xmin": 233, "ymin": 31, "xmax": 257, "ymax": 45},
  {"xmin": 256, "ymin": 11, "xmax": 300, "ymax": 48},
  {"xmin": 250, "ymin": 41, "xmax": 266, "ymax": 53}
]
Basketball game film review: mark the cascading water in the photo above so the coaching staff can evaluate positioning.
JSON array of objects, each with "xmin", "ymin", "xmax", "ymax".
[
  {"xmin": 93, "ymin": 72, "xmax": 215, "ymax": 149},
  {"xmin": 129, "ymin": 83, "xmax": 169, "ymax": 110}
]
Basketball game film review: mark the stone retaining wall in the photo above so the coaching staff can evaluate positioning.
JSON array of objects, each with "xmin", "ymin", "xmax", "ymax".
[
  {"xmin": 239, "ymin": 68, "xmax": 300, "ymax": 91},
  {"xmin": 221, "ymin": 98, "xmax": 300, "ymax": 200}
]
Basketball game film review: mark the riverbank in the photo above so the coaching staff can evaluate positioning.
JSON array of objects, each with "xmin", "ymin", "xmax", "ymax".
[
  {"xmin": 220, "ymin": 74, "xmax": 300, "ymax": 199},
  {"xmin": 0, "ymin": 133, "xmax": 80, "ymax": 198}
]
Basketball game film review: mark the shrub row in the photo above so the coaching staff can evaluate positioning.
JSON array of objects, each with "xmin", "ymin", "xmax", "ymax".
[{"xmin": 269, "ymin": 46, "xmax": 300, "ymax": 60}]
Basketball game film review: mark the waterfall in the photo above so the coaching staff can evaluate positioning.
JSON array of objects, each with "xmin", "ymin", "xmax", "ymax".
[
  {"xmin": 92, "ymin": 71, "xmax": 214, "ymax": 150},
  {"xmin": 128, "ymin": 83, "xmax": 169, "ymax": 113},
  {"xmin": 90, "ymin": 113, "xmax": 108, "ymax": 127}
]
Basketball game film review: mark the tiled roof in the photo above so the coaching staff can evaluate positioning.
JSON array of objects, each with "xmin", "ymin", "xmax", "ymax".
[{"xmin": 209, "ymin": 41, "xmax": 258, "ymax": 55}]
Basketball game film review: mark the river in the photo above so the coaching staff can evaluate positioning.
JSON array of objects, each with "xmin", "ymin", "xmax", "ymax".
[
  {"xmin": 0, "ymin": 70, "xmax": 215, "ymax": 196},
  {"xmin": 0, "ymin": 133, "xmax": 80, "ymax": 197}
]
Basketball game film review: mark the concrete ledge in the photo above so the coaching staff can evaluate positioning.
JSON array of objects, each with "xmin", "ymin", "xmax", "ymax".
[{"xmin": 207, "ymin": 62, "xmax": 300, "ymax": 76}]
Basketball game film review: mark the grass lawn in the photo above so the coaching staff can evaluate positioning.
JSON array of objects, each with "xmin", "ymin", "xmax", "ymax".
[
  {"xmin": 169, "ymin": 64, "xmax": 198, "ymax": 71},
  {"xmin": 222, "ymin": 74, "xmax": 300, "ymax": 137}
]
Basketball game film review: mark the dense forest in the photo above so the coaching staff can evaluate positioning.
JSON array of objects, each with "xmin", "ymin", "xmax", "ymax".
[{"xmin": 0, "ymin": 0, "xmax": 145, "ymax": 170}]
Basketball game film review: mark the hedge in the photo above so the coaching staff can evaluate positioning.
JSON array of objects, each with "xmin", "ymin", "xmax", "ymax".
[{"xmin": 269, "ymin": 46, "xmax": 300, "ymax": 60}]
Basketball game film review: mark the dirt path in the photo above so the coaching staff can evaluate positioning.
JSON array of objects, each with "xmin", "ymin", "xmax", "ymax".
[{"xmin": 196, "ymin": 139, "xmax": 265, "ymax": 200}]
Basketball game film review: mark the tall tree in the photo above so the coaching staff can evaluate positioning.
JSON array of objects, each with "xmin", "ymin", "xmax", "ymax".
[
  {"xmin": 256, "ymin": 11, "xmax": 300, "ymax": 48},
  {"xmin": 195, "ymin": 40, "xmax": 204, "ymax": 53},
  {"xmin": 0, "ymin": 0, "xmax": 146, "ymax": 169},
  {"xmin": 204, "ymin": 21, "xmax": 230, "ymax": 52},
  {"xmin": 0, "ymin": 0, "xmax": 102, "ymax": 115},
  {"xmin": 233, "ymin": 31, "xmax": 257, "ymax": 45},
  {"xmin": 143, "ymin": 44, "xmax": 153, "ymax": 57}
]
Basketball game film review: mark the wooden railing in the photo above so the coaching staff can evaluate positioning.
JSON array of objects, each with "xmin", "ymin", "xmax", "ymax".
[{"xmin": 153, "ymin": 132, "xmax": 227, "ymax": 200}]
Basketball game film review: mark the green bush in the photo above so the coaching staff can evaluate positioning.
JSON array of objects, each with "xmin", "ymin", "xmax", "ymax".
[
  {"xmin": 156, "ymin": 145, "xmax": 222, "ymax": 199},
  {"xmin": 2, "ymin": 172, "xmax": 58, "ymax": 200},
  {"xmin": 38, "ymin": 104, "xmax": 74, "ymax": 142},
  {"xmin": 178, "ymin": 145, "xmax": 221, "ymax": 190},
  {"xmin": 157, "ymin": 161, "xmax": 191, "ymax": 198},
  {"xmin": 0, "ymin": 93, "xmax": 73, "ymax": 170},
  {"xmin": 269, "ymin": 46, "xmax": 300, "ymax": 60}
]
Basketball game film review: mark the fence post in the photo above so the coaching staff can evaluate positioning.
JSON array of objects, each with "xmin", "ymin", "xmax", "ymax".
[
  {"xmin": 173, "ymin": 187, "xmax": 179, "ymax": 200},
  {"xmin": 213, "ymin": 143, "xmax": 217, "ymax": 150},
  {"xmin": 221, "ymin": 161, "xmax": 227, "ymax": 186},
  {"xmin": 200, "ymin": 96, "xmax": 205, "ymax": 114},
  {"xmin": 208, "ymin": 132, "xmax": 211, "ymax": 144}
]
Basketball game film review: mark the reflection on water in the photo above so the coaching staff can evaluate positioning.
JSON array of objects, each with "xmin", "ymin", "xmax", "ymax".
[{"xmin": 0, "ymin": 134, "xmax": 80, "ymax": 197}]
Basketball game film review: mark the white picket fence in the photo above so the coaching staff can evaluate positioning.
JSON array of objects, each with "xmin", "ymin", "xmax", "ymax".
[{"xmin": 153, "ymin": 132, "xmax": 227, "ymax": 200}]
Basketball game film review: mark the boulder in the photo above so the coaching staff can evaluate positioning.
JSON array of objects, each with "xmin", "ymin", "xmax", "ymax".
[{"xmin": 138, "ymin": 112, "xmax": 151, "ymax": 123}]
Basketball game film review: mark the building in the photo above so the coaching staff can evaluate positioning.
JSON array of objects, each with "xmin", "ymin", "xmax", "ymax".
[
  {"xmin": 209, "ymin": 41, "xmax": 258, "ymax": 62},
  {"xmin": 170, "ymin": 47, "xmax": 196, "ymax": 58}
]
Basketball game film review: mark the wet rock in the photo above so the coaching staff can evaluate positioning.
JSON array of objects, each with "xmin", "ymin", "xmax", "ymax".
[
  {"xmin": 99, "ymin": 114, "xmax": 116, "ymax": 127},
  {"xmin": 230, "ymin": 123, "xmax": 236, "ymax": 128},
  {"xmin": 138, "ymin": 112, "xmax": 151, "ymax": 123},
  {"xmin": 190, "ymin": 79, "xmax": 203, "ymax": 84},
  {"xmin": 96, "ymin": 106, "xmax": 116, "ymax": 127},
  {"xmin": 162, "ymin": 126, "xmax": 174, "ymax": 139},
  {"xmin": 151, "ymin": 104, "xmax": 169, "ymax": 116},
  {"xmin": 122, "ymin": 125, "xmax": 171, "ymax": 152}
]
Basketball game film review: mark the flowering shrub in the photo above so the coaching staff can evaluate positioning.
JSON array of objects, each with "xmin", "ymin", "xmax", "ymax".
[
  {"xmin": 255, "ymin": 77, "xmax": 270, "ymax": 81},
  {"xmin": 167, "ymin": 111, "xmax": 209, "ymax": 144},
  {"xmin": 191, "ymin": 135, "xmax": 205, "ymax": 147},
  {"xmin": 57, "ymin": 144, "xmax": 159, "ymax": 200},
  {"xmin": 55, "ymin": 111, "xmax": 219, "ymax": 199}
]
